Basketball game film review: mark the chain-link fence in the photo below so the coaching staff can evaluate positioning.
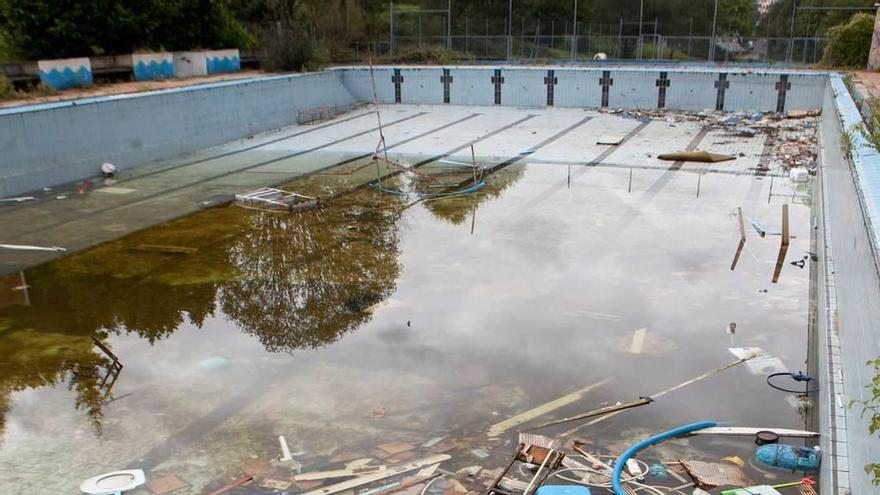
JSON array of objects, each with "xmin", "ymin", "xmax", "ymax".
[{"xmin": 349, "ymin": 17, "xmax": 828, "ymax": 65}]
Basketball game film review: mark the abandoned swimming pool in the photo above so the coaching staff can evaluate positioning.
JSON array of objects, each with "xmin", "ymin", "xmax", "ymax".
[{"xmin": 0, "ymin": 65, "xmax": 874, "ymax": 494}]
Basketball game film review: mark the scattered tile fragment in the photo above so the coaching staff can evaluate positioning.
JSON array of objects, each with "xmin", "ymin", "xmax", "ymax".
[
  {"xmin": 262, "ymin": 478, "xmax": 293, "ymax": 490},
  {"xmin": 147, "ymin": 474, "xmax": 187, "ymax": 495},
  {"xmin": 376, "ymin": 441, "xmax": 416, "ymax": 455}
]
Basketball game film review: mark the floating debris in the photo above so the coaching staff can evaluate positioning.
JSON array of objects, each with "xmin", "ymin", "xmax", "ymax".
[
  {"xmin": 658, "ymin": 150, "xmax": 735, "ymax": 163},
  {"xmin": 129, "ymin": 244, "xmax": 199, "ymax": 255},
  {"xmin": 376, "ymin": 441, "xmax": 416, "ymax": 455},
  {"xmin": 234, "ymin": 186, "xmax": 319, "ymax": 212},
  {"xmin": 680, "ymin": 459, "xmax": 751, "ymax": 490},
  {"xmin": 487, "ymin": 378, "xmax": 611, "ymax": 436},
  {"xmin": 298, "ymin": 454, "xmax": 450, "ymax": 495},
  {"xmin": 0, "ymin": 243, "xmax": 66, "ymax": 252},
  {"xmin": 0, "ymin": 196, "xmax": 35, "ymax": 204}
]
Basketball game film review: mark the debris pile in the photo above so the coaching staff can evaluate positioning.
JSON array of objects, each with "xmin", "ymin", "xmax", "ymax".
[
  {"xmin": 101, "ymin": 352, "xmax": 819, "ymax": 495},
  {"xmin": 598, "ymin": 108, "xmax": 818, "ymax": 175}
]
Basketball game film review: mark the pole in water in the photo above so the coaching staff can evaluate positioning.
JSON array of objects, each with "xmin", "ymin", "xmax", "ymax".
[
  {"xmin": 771, "ymin": 204, "xmax": 790, "ymax": 283},
  {"xmin": 368, "ymin": 59, "xmax": 389, "ymax": 186},
  {"xmin": 628, "ymin": 168, "xmax": 633, "ymax": 193},
  {"xmin": 470, "ymin": 145, "xmax": 478, "ymax": 185},
  {"xmin": 696, "ymin": 173, "xmax": 702, "ymax": 198}
]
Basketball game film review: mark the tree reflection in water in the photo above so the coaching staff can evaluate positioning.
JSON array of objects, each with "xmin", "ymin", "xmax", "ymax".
[
  {"xmin": 220, "ymin": 197, "xmax": 401, "ymax": 351},
  {"xmin": 0, "ymin": 191, "xmax": 402, "ymax": 438},
  {"xmin": 416, "ymin": 164, "xmax": 526, "ymax": 225}
]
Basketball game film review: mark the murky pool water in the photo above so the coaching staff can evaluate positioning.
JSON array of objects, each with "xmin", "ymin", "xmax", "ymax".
[{"xmin": 0, "ymin": 160, "xmax": 812, "ymax": 494}]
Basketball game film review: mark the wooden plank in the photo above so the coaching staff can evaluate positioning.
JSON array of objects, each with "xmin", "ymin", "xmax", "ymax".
[
  {"xmin": 205, "ymin": 476, "xmax": 253, "ymax": 495},
  {"xmin": 130, "ymin": 244, "xmax": 199, "ymax": 255},
  {"xmin": 299, "ymin": 454, "xmax": 450, "ymax": 495},
  {"xmin": 690, "ymin": 426, "xmax": 818, "ymax": 438},
  {"xmin": 562, "ymin": 356, "xmax": 756, "ymax": 436},
  {"xmin": 523, "ymin": 397, "xmax": 652, "ymax": 431},
  {"xmin": 294, "ymin": 463, "xmax": 386, "ymax": 481},
  {"xmin": 488, "ymin": 378, "xmax": 611, "ymax": 437}
]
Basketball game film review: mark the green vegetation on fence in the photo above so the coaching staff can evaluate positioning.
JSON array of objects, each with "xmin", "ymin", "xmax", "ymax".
[{"xmin": 821, "ymin": 12, "xmax": 874, "ymax": 68}]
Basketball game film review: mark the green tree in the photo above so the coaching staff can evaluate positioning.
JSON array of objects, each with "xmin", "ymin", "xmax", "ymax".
[
  {"xmin": 759, "ymin": 0, "xmax": 875, "ymax": 38},
  {"xmin": 821, "ymin": 12, "xmax": 874, "ymax": 67},
  {"xmin": 0, "ymin": 0, "xmax": 253, "ymax": 59}
]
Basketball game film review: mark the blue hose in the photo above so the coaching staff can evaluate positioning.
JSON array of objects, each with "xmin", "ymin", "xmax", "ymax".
[{"xmin": 611, "ymin": 421, "xmax": 718, "ymax": 495}]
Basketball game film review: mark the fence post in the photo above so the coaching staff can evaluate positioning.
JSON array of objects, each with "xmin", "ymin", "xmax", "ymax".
[
  {"xmin": 389, "ymin": 1, "xmax": 394, "ymax": 57},
  {"xmin": 506, "ymin": 15, "xmax": 511, "ymax": 60},
  {"xmin": 587, "ymin": 22, "xmax": 592, "ymax": 59},
  {"xmin": 465, "ymin": 17, "xmax": 469, "ymax": 53},
  {"xmin": 447, "ymin": 0, "xmax": 452, "ymax": 50},
  {"xmin": 787, "ymin": 0, "xmax": 797, "ymax": 63},
  {"xmin": 687, "ymin": 18, "xmax": 692, "ymax": 57}
]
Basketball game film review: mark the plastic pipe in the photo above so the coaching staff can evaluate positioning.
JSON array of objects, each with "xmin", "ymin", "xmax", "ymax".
[{"xmin": 611, "ymin": 421, "xmax": 718, "ymax": 495}]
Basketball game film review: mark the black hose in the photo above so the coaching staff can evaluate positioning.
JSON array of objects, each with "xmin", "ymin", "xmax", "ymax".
[{"xmin": 766, "ymin": 371, "xmax": 819, "ymax": 393}]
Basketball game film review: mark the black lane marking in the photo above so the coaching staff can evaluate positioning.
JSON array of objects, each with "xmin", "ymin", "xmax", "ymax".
[
  {"xmin": 441, "ymin": 69, "xmax": 453, "ymax": 104},
  {"xmin": 0, "ymin": 110, "xmax": 377, "ymax": 218},
  {"xmin": 331, "ymin": 114, "xmax": 539, "ymax": 201},
  {"xmin": 746, "ymin": 133, "xmax": 776, "ymax": 202},
  {"xmin": 776, "ymin": 74, "xmax": 791, "ymax": 113},
  {"xmin": 492, "ymin": 69, "xmax": 505, "ymax": 105},
  {"xmin": 267, "ymin": 113, "xmax": 483, "ymax": 185},
  {"xmin": 715, "ymin": 74, "xmax": 729, "ymax": 111},
  {"xmin": 440, "ymin": 116, "xmax": 594, "ymax": 192},
  {"xmin": 656, "ymin": 72, "xmax": 670, "ymax": 109},
  {"xmin": 600, "ymin": 71, "xmax": 613, "ymax": 107},
  {"xmin": 15, "ymin": 112, "xmax": 429, "ymax": 238},
  {"xmin": 519, "ymin": 159, "xmax": 785, "ymax": 178},
  {"xmin": 667, "ymin": 126, "xmax": 711, "ymax": 172},
  {"xmin": 128, "ymin": 372, "xmax": 281, "ymax": 471},
  {"xmin": 6, "ymin": 115, "xmax": 483, "ymax": 273},
  {"xmin": 545, "ymin": 70, "xmax": 558, "ymax": 106},
  {"xmin": 117, "ymin": 111, "xmax": 376, "ymax": 185},
  {"xmin": 641, "ymin": 125, "xmax": 711, "ymax": 197},
  {"xmin": 519, "ymin": 120, "xmax": 651, "ymax": 210},
  {"xmin": 392, "ymin": 68, "xmax": 404, "ymax": 103}
]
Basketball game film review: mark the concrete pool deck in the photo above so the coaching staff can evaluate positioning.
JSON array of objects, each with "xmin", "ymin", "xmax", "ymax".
[{"xmin": 0, "ymin": 104, "xmax": 787, "ymax": 275}]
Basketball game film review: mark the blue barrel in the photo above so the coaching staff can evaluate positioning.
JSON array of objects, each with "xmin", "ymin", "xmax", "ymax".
[{"xmin": 755, "ymin": 444, "xmax": 821, "ymax": 471}]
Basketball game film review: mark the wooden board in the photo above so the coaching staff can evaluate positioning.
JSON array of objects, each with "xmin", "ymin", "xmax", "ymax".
[
  {"xmin": 488, "ymin": 378, "xmax": 611, "ymax": 436},
  {"xmin": 299, "ymin": 454, "xmax": 450, "ymax": 495}
]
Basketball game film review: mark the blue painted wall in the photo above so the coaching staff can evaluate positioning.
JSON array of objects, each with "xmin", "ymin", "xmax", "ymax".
[
  {"xmin": 0, "ymin": 71, "xmax": 356, "ymax": 197},
  {"xmin": 206, "ymin": 53, "xmax": 241, "ymax": 74},
  {"xmin": 38, "ymin": 63, "xmax": 93, "ymax": 90},
  {"xmin": 331, "ymin": 66, "xmax": 826, "ymax": 112},
  {"xmin": 133, "ymin": 59, "xmax": 174, "ymax": 81},
  {"xmin": 0, "ymin": 65, "xmax": 831, "ymax": 198}
]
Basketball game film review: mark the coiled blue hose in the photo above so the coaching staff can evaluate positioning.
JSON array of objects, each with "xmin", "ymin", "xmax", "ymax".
[{"xmin": 611, "ymin": 421, "xmax": 718, "ymax": 495}]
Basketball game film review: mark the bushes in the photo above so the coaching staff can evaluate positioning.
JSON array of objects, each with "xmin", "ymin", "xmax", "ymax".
[
  {"xmin": 0, "ymin": 74, "xmax": 15, "ymax": 99},
  {"xmin": 821, "ymin": 12, "xmax": 875, "ymax": 68},
  {"xmin": 383, "ymin": 46, "xmax": 461, "ymax": 65}
]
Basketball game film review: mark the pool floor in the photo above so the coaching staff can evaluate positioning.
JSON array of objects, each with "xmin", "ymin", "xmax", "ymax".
[{"xmin": 0, "ymin": 107, "xmax": 815, "ymax": 494}]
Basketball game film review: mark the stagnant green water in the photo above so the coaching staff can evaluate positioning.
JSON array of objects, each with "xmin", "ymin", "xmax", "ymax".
[{"xmin": 0, "ymin": 163, "xmax": 813, "ymax": 494}]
